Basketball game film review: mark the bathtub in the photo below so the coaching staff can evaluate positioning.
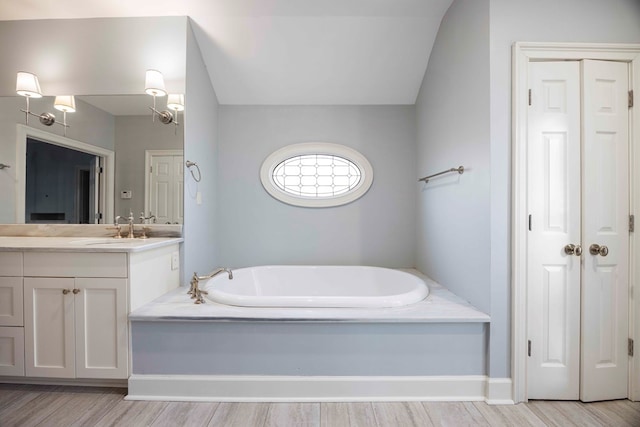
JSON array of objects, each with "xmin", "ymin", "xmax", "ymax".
[{"xmin": 200, "ymin": 265, "xmax": 429, "ymax": 308}]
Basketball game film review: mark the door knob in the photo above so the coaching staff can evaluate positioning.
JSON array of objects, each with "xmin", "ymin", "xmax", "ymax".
[
  {"xmin": 62, "ymin": 289, "xmax": 70, "ymax": 295},
  {"xmin": 72, "ymin": 288, "xmax": 80, "ymax": 294},
  {"xmin": 589, "ymin": 244, "xmax": 609, "ymax": 256},
  {"xmin": 564, "ymin": 244, "xmax": 582, "ymax": 256}
]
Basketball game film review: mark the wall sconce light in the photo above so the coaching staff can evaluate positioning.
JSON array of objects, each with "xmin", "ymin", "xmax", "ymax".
[
  {"xmin": 166, "ymin": 94, "xmax": 185, "ymax": 133},
  {"xmin": 54, "ymin": 96, "xmax": 76, "ymax": 136},
  {"xmin": 16, "ymin": 72, "xmax": 76, "ymax": 136},
  {"xmin": 145, "ymin": 70, "xmax": 184, "ymax": 131},
  {"xmin": 16, "ymin": 71, "xmax": 42, "ymax": 125},
  {"xmin": 145, "ymin": 69, "xmax": 170, "ymax": 123}
]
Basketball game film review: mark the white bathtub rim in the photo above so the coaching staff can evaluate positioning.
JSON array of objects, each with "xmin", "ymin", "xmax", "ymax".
[
  {"xmin": 207, "ymin": 289, "xmax": 429, "ymax": 308},
  {"xmin": 201, "ymin": 265, "xmax": 430, "ymax": 308},
  {"xmin": 128, "ymin": 269, "xmax": 490, "ymax": 323}
]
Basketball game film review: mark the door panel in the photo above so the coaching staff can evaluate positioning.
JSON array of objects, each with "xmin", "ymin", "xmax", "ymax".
[
  {"xmin": 74, "ymin": 278, "xmax": 128, "ymax": 379},
  {"xmin": 580, "ymin": 59, "xmax": 629, "ymax": 402},
  {"xmin": 151, "ymin": 157, "xmax": 172, "ymax": 224},
  {"xmin": 150, "ymin": 154, "xmax": 183, "ymax": 224},
  {"xmin": 527, "ymin": 61, "xmax": 582, "ymax": 400},
  {"xmin": 24, "ymin": 278, "xmax": 75, "ymax": 378},
  {"xmin": 174, "ymin": 156, "xmax": 184, "ymax": 224}
]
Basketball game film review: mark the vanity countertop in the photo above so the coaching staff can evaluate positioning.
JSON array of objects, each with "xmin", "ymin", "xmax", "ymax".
[{"xmin": 0, "ymin": 236, "xmax": 183, "ymax": 253}]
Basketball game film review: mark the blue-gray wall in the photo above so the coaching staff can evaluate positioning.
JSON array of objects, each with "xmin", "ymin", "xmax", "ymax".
[
  {"xmin": 132, "ymin": 322, "xmax": 487, "ymax": 376},
  {"xmin": 216, "ymin": 106, "xmax": 416, "ymax": 269},
  {"xmin": 183, "ymin": 21, "xmax": 221, "ymax": 284},
  {"xmin": 415, "ymin": 0, "xmax": 490, "ymax": 313},
  {"xmin": 416, "ymin": 0, "xmax": 640, "ymax": 381}
]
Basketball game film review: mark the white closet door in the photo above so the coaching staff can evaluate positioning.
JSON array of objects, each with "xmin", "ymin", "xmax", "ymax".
[
  {"xmin": 580, "ymin": 59, "xmax": 629, "ymax": 402},
  {"xmin": 527, "ymin": 61, "xmax": 582, "ymax": 400},
  {"xmin": 173, "ymin": 155, "xmax": 184, "ymax": 224},
  {"xmin": 150, "ymin": 154, "xmax": 183, "ymax": 224},
  {"xmin": 151, "ymin": 156, "xmax": 174, "ymax": 224}
]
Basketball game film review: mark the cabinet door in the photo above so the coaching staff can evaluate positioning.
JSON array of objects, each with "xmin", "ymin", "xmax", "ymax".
[
  {"xmin": 0, "ymin": 277, "xmax": 23, "ymax": 326},
  {"xmin": 0, "ymin": 326, "xmax": 25, "ymax": 376},
  {"xmin": 74, "ymin": 278, "xmax": 128, "ymax": 379},
  {"xmin": 24, "ymin": 278, "xmax": 75, "ymax": 378}
]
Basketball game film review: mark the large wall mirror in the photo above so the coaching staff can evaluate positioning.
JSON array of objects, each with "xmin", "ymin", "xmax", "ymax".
[
  {"xmin": 0, "ymin": 17, "xmax": 187, "ymax": 226},
  {"xmin": 4, "ymin": 94, "xmax": 184, "ymax": 225}
]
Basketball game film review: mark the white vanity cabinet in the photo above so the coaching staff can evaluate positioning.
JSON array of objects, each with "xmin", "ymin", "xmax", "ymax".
[
  {"xmin": 24, "ymin": 277, "xmax": 127, "ymax": 379},
  {"xmin": 0, "ymin": 238, "xmax": 181, "ymax": 383},
  {"xmin": 0, "ymin": 252, "xmax": 24, "ymax": 376},
  {"xmin": 23, "ymin": 252, "xmax": 129, "ymax": 379}
]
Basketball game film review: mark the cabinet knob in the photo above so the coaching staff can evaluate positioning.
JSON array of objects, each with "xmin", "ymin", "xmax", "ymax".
[
  {"xmin": 62, "ymin": 289, "xmax": 70, "ymax": 295},
  {"xmin": 72, "ymin": 288, "xmax": 80, "ymax": 294}
]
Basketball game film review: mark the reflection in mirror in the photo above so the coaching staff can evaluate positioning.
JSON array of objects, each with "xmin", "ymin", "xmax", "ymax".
[
  {"xmin": 15, "ymin": 124, "xmax": 115, "ymax": 225},
  {"xmin": 9, "ymin": 95, "xmax": 184, "ymax": 225},
  {"xmin": 26, "ymin": 139, "xmax": 101, "ymax": 223},
  {"xmin": 86, "ymin": 95, "xmax": 186, "ymax": 225}
]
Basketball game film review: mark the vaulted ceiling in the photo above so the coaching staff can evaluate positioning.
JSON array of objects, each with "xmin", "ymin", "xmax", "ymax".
[{"xmin": 0, "ymin": 0, "xmax": 453, "ymax": 105}]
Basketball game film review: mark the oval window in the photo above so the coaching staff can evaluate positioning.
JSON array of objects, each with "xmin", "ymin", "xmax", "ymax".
[{"xmin": 260, "ymin": 142, "xmax": 374, "ymax": 207}]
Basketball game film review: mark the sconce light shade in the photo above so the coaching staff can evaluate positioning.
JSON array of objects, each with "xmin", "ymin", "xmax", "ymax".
[
  {"xmin": 16, "ymin": 72, "xmax": 42, "ymax": 98},
  {"xmin": 167, "ymin": 94, "xmax": 185, "ymax": 111},
  {"xmin": 54, "ymin": 95, "xmax": 76, "ymax": 113},
  {"xmin": 145, "ymin": 69, "xmax": 166, "ymax": 97}
]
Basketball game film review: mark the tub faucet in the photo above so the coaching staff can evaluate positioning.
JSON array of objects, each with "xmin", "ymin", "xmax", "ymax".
[{"xmin": 188, "ymin": 268, "xmax": 233, "ymax": 304}]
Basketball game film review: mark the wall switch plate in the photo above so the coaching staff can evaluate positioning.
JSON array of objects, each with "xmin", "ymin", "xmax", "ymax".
[
  {"xmin": 171, "ymin": 251, "xmax": 179, "ymax": 271},
  {"xmin": 120, "ymin": 190, "xmax": 132, "ymax": 199},
  {"xmin": 196, "ymin": 191, "xmax": 202, "ymax": 205}
]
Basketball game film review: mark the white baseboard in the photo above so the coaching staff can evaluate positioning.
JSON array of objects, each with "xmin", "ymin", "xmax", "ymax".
[
  {"xmin": 486, "ymin": 378, "xmax": 514, "ymax": 404},
  {"xmin": 127, "ymin": 375, "xmax": 513, "ymax": 403},
  {"xmin": 0, "ymin": 376, "xmax": 127, "ymax": 388}
]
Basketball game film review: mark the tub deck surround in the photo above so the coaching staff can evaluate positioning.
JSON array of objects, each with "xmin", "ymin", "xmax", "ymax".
[
  {"xmin": 129, "ymin": 270, "xmax": 489, "ymax": 323},
  {"xmin": 0, "ymin": 223, "xmax": 183, "ymax": 238},
  {"xmin": 128, "ymin": 270, "xmax": 494, "ymax": 402},
  {"xmin": 0, "ymin": 236, "xmax": 183, "ymax": 253}
]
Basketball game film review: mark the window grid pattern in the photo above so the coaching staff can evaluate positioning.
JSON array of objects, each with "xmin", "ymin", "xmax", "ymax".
[{"xmin": 272, "ymin": 154, "xmax": 361, "ymax": 198}]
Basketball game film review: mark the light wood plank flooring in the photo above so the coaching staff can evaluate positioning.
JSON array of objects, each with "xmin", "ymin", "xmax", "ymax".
[{"xmin": 1, "ymin": 384, "xmax": 639, "ymax": 426}]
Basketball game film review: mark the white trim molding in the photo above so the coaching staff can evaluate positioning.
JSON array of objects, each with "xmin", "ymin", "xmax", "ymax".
[
  {"xmin": 127, "ymin": 375, "xmax": 513, "ymax": 403},
  {"xmin": 485, "ymin": 378, "xmax": 514, "ymax": 405},
  {"xmin": 511, "ymin": 42, "xmax": 640, "ymax": 403},
  {"xmin": 260, "ymin": 142, "xmax": 374, "ymax": 208}
]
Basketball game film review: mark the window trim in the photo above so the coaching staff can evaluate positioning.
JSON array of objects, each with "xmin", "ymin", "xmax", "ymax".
[{"xmin": 260, "ymin": 142, "xmax": 374, "ymax": 207}]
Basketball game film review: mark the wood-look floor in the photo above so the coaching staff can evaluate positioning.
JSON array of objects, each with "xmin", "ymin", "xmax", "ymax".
[{"xmin": 1, "ymin": 384, "xmax": 640, "ymax": 426}]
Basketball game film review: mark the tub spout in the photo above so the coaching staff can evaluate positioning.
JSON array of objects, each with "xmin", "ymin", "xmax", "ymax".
[{"xmin": 188, "ymin": 268, "xmax": 233, "ymax": 304}]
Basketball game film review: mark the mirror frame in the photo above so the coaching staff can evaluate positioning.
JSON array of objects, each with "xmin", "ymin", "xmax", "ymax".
[{"xmin": 15, "ymin": 124, "xmax": 115, "ymax": 224}]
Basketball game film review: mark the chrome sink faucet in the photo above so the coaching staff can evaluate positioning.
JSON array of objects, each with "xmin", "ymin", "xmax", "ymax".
[
  {"xmin": 188, "ymin": 268, "xmax": 233, "ymax": 304},
  {"xmin": 139, "ymin": 211, "xmax": 156, "ymax": 224},
  {"xmin": 115, "ymin": 211, "xmax": 135, "ymax": 239}
]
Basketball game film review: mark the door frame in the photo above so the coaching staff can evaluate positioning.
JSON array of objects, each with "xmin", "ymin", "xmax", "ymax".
[
  {"xmin": 15, "ymin": 124, "xmax": 114, "ymax": 224},
  {"xmin": 144, "ymin": 149, "xmax": 184, "ymax": 222},
  {"xmin": 512, "ymin": 42, "xmax": 640, "ymax": 403}
]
